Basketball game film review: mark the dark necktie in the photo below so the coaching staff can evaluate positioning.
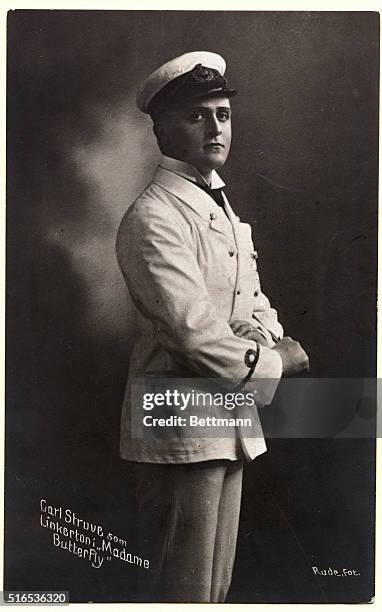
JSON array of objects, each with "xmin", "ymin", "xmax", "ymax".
[{"xmin": 196, "ymin": 184, "xmax": 228, "ymax": 217}]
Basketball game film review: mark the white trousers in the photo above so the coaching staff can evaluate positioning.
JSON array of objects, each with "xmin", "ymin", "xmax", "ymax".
[{"xmin": 133, "ymin": 459, "xmax": 244, "ymax": 603}]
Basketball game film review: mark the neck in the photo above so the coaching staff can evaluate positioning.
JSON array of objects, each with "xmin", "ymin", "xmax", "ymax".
[
  {"xmin": 161, "ymin": 155, "xmax": 217, "ymax": 187},
  {"xmin": 196, "ymin": 169, "xmax": 213, "ymax": 186}
]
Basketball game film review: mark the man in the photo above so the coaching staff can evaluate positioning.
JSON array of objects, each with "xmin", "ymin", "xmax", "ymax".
[{"xmin": 116, "ymin": 51, "xmax": 309, "ymax": 603}]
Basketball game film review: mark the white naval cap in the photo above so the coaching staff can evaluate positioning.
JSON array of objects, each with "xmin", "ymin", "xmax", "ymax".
[{"xmin": 136, "ymin": 51, "xmax": 236, "ymax": 115}]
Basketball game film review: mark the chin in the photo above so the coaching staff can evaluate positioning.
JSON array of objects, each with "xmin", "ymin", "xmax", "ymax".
[{"xmin": 202, "ymin": 153, "xmax": 228, "ymax": 170}]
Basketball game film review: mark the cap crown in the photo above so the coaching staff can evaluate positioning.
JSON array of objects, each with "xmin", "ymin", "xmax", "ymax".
[{"xmin": 137, "ymin": 51, "xmax": 228, "ymax": 114}]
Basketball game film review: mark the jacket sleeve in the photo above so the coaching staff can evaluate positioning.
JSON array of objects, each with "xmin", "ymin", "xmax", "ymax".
[
  {"xmin": 252, "ymin": 306, "xmax": 284, "ymax": 347},
  {"xmin": 116, "ymin": 198, "xmax": 283, "ymax": 404}
]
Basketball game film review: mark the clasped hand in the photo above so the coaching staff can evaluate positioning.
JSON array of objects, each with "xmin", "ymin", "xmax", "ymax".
[
  {"xmin": 230, "ymin": 320, "xmax": 310, "ymax": 376},
  {"xmin": 229, "ymin": 320, "xmax": 268, "ymax": 346}
]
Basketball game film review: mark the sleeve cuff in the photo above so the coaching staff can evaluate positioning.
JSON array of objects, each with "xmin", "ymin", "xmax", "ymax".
[{"xmin": 245, "ymin": 345, "xmax": 283, "ymax": 406}]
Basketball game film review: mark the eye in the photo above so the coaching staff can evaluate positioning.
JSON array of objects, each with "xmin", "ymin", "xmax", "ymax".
[
  {"xmin": 188, "ymin": 111, "xmax": 204, "ymax": 122},
  {"xmin": 217, "ymin": 110, "xmax": 231, "ymax": 122}
]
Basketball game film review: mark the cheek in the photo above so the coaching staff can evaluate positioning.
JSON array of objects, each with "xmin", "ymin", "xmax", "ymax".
[
  {"xmin": 171, "ymin": 129, "xmax": 201, "ymax": 154},
  {"xmin": 224, "ymin": 125, "xmax": 232, "ymax": 145}
]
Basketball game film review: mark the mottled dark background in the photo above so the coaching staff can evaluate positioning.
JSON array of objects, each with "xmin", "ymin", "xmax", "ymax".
[{"xmin": 6, "ymin": 10, "xmax": 378, "ymax": 603}]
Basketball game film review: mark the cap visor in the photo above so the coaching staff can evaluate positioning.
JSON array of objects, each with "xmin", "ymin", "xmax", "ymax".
[{"xmin": 187, "ymin": 88, "xmax": 237, "ymax": 103}]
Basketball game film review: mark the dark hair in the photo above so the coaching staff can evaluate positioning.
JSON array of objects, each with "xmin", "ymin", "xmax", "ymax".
[{"xmin": 151, "ymin": 113, "xmax": 170, "ymax": 155}]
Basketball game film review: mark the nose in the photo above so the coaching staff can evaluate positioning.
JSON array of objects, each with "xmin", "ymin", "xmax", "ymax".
[{"xmin": 206, "ymin": 113, "xmax": 222, "ymax": 137}]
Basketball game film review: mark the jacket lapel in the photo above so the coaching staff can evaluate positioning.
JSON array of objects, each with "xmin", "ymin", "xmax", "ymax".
[{"xmin": 153, "ymin": 167, "xmax": 233, "ymax": 238}]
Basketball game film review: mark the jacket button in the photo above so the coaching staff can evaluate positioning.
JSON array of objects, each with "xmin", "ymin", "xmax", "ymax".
[
  {"xmin": 254, "ymin": 290, "xmax": 259, "ymax": 297},
  {"xmin": 237, "ymin": 290, "xmax": 241, "ymax": 295},
  {"xmin": 251, "ymin": 251, "xmax": 259, "ymax": 260},
  {"xmin": 229, "ymin": 250, "xmax": 235, "ymax": 257},
  {"xmin": 210, "ymin": 213, "xmax": 217, "ymax": 221}
]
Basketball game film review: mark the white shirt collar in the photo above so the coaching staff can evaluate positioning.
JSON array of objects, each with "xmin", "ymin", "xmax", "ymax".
[{"xmin": 159, "ymin": 155, "xmax": 226, "ymax": 190}]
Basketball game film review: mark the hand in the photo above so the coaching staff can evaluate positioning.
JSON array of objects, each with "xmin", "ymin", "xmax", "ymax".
[
  {"xmin": 230, "ymin": 320, "xmax": 268, "ymax": 346},
  {"xmin": 272, "ymin": 337, "xmax": 310, "ymax": 376}
]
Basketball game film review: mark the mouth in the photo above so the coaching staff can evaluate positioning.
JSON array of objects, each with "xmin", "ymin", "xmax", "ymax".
[{"xmin": 204, "ymin": 143, "xmax": 225, "ymax": 150}]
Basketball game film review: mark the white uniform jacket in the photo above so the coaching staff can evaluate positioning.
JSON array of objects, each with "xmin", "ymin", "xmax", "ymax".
[{"xmin": 116, "ymin": 157, "xmax": 284, "ymax": 463}]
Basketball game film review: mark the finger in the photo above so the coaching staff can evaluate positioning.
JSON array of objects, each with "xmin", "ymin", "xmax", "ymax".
[
  {"xmin": 235, "ymin": 324, "xmax": 254, "ymax": 337},
  {"xmin": 246, "ymin": 332, "xmax": 268, "ymax": 346},
  {"xmin": 230, "ymin": 320, "xmax": 247, "ymax": 332},
  {"xmin": 230, "ymin": 321, "xmax": 251, "ymax": 335}
]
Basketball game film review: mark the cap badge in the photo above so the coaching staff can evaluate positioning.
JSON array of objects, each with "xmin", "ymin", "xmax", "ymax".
[{"xmin": 191, "ymin": 64, "xmax": 220, "ymax": 81}]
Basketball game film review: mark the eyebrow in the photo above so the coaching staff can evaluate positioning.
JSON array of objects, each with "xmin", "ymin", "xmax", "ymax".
[{"xmin": 188, "ymin": 106, "xmax": 232, "ymax": 112}]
